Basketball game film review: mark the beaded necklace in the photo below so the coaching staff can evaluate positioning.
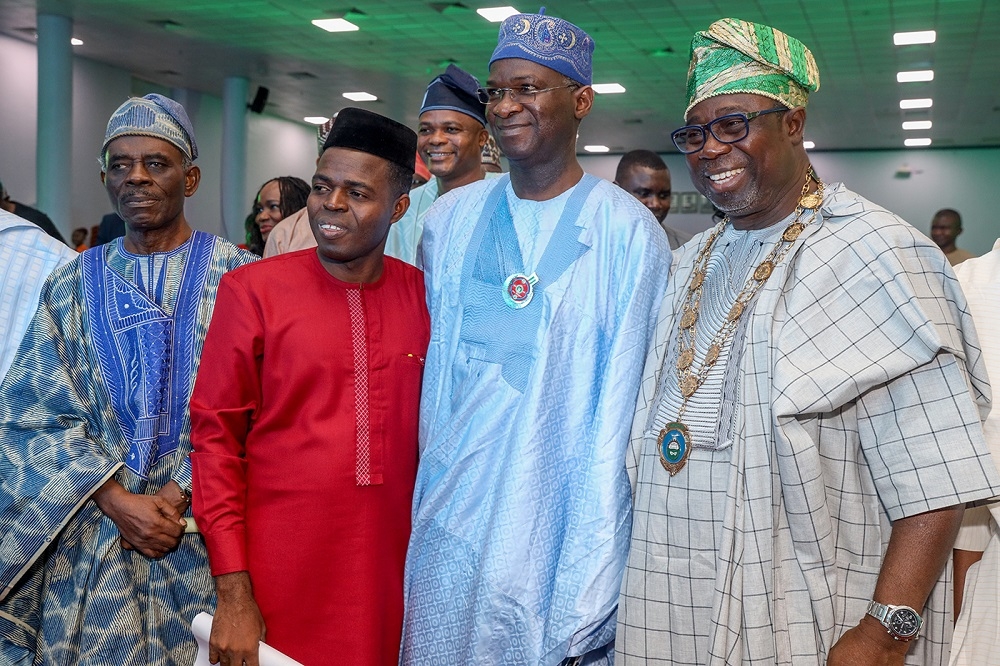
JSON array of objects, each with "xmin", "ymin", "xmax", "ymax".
[{"xmin": 659, "ymin": 167, "xmax": 825, "ymax": 475}]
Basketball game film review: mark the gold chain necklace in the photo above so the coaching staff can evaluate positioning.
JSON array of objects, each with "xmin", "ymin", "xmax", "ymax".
[{"xmin": 658, "ymin": 167, "xmax": 825, "ymax": 475}]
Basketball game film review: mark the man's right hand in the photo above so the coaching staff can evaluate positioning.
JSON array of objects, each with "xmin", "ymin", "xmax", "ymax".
[
  {"xmin": 92, "ymin": 478, "xmax": 186, "ymax": 558},
  {"xmin": 211, "ymin": 572, "xmax": 266, "ymax": 666}
]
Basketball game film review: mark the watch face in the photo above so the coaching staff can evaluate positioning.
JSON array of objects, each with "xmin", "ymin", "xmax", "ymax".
[{"xmin": 889, "ymin": 608, "xmax": 921, "ymax": 637}]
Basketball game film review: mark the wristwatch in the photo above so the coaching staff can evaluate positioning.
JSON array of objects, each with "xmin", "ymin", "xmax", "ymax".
[{"xmin": 866, "ymin": 600, "xmax": 922, "ymax": 641}]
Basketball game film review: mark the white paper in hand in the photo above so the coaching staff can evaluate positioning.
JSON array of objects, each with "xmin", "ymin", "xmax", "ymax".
[{"xmin": 191, "ymin": 612, "xmax": 305, "ymax": 666}]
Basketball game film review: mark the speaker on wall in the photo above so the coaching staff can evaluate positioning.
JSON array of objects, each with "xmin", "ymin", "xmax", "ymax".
[{"xmin": 248, "ymin": 86, "xmax": 269, "ymax": 114}]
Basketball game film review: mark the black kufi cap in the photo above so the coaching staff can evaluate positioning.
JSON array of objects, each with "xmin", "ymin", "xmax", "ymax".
[{"xmin": 321, "ymin": 107, "xmax": 417, "ymax": 173}]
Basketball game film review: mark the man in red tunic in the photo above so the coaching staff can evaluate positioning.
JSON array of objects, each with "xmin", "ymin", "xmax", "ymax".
[{"xmin": 190, "ymin": 107, "xmax": 429, "ymax": 666}]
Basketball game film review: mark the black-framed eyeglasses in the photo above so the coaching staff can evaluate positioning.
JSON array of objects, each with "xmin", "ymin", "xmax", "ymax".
[
  {"xmin": 476, "ymin": 84, "xmax": 579, "ymax": 105},
  {"xmin": 671, "ymin": 107, "xmax": 787, "ymax": 154}
]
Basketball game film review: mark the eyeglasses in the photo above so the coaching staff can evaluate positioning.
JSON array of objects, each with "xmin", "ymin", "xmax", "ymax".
[
  {"xmin": 671, "ymin": 107, "xmax": 788, "ymax": 154},
  {"xmin": 476, "ymin": 84, "xmax": 579, "ymax": 105}
]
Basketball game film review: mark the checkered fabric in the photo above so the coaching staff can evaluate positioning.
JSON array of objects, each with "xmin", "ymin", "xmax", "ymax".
[{"xmin": 618, "ymin": 183, "xmax": 1000, "ymax": 665}]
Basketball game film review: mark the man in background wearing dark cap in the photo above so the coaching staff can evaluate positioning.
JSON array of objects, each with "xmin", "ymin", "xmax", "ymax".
[
  {"xmin": 0, "ymin": 94, "xmax": 255, "ymax": 665},
  {"xmin": 191, "ymin": 107, "xmax": 430, "ymax": 666},
  {"xmin": 618, "ymin": 19, "xmax": 1000, "ymax": 665},
  {"xmin": 385, "ymin": 64, "xmax": 495, "ymax": 266},
  {"xmin": 401, "ymin": 11, "xmax": 669, "ymax": 666}
]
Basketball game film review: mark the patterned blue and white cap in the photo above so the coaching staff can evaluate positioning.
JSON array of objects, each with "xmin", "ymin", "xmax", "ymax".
[
  {"xmin": 101, "ymin": 93, "xmax": 198, "ymax": 163},
  {"xmin": 489, "ymin": 9, "xmax": 594, "ymax": 85}
]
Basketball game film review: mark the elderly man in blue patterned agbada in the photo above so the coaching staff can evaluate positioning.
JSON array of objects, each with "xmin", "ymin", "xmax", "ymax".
[
  {"xmin": 616, "ymin": 18, "xmax": 1000, "ymax": 666},
  {"xmin": 400, "ymin": 9, "xmax": 670, "ymax": 666},
  {"xmin": 0, "ymin": 93, "xmax": 256, "ymax": 665}
]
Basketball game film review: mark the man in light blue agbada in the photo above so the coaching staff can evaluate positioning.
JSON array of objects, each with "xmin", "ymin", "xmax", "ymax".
[{"xmin": 401, "ymin": 10, "xmax": 670, "ymax": 665}]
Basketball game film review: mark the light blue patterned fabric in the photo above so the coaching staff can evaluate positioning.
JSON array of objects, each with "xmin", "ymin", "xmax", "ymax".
[
  {"xmin": 385, "ymin": 172, "xmax": 501, "ymax": 267},
  {"xmin": 0, "ymin": 209, "xmax": 75, "ymax": 383},
  {"xmin": 0, "ymin": 233, "xmax": 256, "ymax": 665},
  {"xmin": 401, "ymin": 176, "xmax": 671, "ymax": 664}
]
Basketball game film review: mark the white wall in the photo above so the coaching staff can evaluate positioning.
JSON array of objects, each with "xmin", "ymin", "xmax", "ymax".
[
  {"xmin": 0, "ymin": 33, "xmax": 316, "ymax": 245},
  {"xmin": 579, "ymin": 148, "xmax": 1000, "ymax": 257}
]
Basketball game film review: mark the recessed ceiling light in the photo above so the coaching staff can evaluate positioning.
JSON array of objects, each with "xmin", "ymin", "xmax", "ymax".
[
  {"xmin": 902, "ymin": 120, "xmax": 932, "ymax": 130},
  {"xmin": 70, "ymin": 37, "xmax": 83, "ymax": 46},
  {"xmin": 897, "ymin": 70, "xmax": 934, "ymax": 83},
  {"xmin": 343, "ymin": 92, "xmax": 377, "ymax": 102},
  {"xmin": 592, "ymin": 83, "xmax": 626, "ymax": 94},
  {"xmin": 303, "ymin": 116, "xmax": 330, "ymax": 124},
  {"xmin": 584, "ymin": 145, "xmax": 610, "ymax": 153},
  {"xmin": 904, "ymin": 138, "xmax": 932, "ymax": 147},
  {"xmin": 477, "ymin": 6, "xmax": 519, "ymax": 22},
  {"xmin": 803, "ymin": 141, "xmax": 815, "ymax": 149},
  {"xmin": 900, "ymin": 98, "xmax": 933, "ymax": 109},
  {"xmin": 312, "ymin": 18, "xmax": 359, "ymax": 32},
  {"xmin": 894, "ymin": 30, "xmax": 936, "ymax": 45}
]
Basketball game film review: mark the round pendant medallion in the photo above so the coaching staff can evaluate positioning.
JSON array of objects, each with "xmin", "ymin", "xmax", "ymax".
[
  {"xmin": 799, "ymin": 192, "xmax": 822, "ymax": 209},
  {"xmin": 658, "ymin": 421, "xmax": 691, "ymax": 475},
  {"xmin": 503, "ymin": 273, "xmax": 538, "ymax": 309},
  {"xmin": 753, "ymin": 261, "xmax": 774, "ymax": 281},
  {"xmin": 680, "ymin": 309, "xmax": 698, "ymax": 329},
  {"xmin": 728, "ymin": 301, "xmax": 744, "ymax": 322},
  {"xmin": 705, "ymin": 344, "xmax": 721, "ymax": 366},
  {"xmin": 782, "ymin": 222, "xmax": 805, "ymax": 242}
]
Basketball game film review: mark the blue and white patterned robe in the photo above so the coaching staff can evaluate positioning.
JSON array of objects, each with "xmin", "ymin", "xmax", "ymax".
[
  {"xmin": 401, "ymin": 175, "xmax": 670, "ymax": 665},
  {"xmin": 0, "ymin": 233, "xmax": 255, "ymax": 665}
]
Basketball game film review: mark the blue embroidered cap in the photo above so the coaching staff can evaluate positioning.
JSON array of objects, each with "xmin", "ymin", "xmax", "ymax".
[
  {"xmin": 420, "ymin": 64, "xmax": 487, "ymax": 127},
  {"xmin": 489, "ymin": 9, "xmax": 594, "ymax": 85},
  {"xmin": 101, "ymin": 93, "xmax": 198, "ymax": 163}
]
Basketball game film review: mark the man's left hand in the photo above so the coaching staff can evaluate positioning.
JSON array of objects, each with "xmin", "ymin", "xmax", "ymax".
[
  {"xmin": 827, "ymin": 617, "xmax": 910, "ymax": 666},
  {"xmin": 156, "ymin": 480, "xmax": 190, "ymax": 516}
]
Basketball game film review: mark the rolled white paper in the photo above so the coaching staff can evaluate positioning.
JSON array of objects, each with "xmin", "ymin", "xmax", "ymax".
[{"xmin": 191, "ymin": 612, "xmax": 305, "ymax": 666}]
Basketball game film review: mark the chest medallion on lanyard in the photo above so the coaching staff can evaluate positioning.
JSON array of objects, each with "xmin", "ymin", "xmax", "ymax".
[{"xmin": 503, "ymin": 272, "xmax": 539, "ymax": 309}]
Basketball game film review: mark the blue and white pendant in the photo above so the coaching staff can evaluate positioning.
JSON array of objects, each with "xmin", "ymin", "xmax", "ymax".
[{"xmin": 658, "ymin": 421, "xmax": 690, "ymax": 476}]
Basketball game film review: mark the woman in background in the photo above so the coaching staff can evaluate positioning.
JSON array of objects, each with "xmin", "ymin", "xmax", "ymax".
[{"xmin": 244, "ymin": 176, "xmax": 310, "ymax": 256}]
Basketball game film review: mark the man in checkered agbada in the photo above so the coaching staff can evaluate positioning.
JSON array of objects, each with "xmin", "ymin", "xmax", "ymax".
[{"xmin": 617, "ymin": 17, "xmax": 1000, "ymax": 666}]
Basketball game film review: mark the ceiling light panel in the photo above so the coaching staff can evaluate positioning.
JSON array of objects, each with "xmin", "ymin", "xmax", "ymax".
[
  {"xmin": 312, "ymin": 18, "xmax": 359, "ymax": 33},
  {"xmin": 894, "ymin": 30, "xmax": 936, "ymax": 45},
  {"xmin": 592, "ymin": 83, "xmax": 626, "ymax": 94},
  {"xmin": 897, "ymin": 70, "xmax": 934, "ymax": 82},
  {"xmin": 477, "ymin": 7, "xmax": 519, "ymax": 22}
]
